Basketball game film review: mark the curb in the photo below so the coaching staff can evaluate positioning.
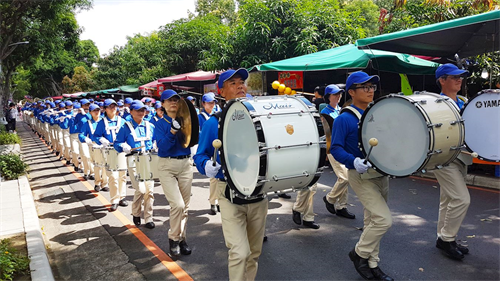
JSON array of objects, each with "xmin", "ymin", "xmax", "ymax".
[
  {"xmin": 18, "ymin": 176, "xmax": 55, "ymax": 281},
  {"xmin": 415, "ymin": 172, "xmax": 500, "ymax": 190}
]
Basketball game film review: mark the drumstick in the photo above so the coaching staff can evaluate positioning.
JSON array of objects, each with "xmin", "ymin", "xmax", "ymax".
[
  {"xmin": 364, "ymin": 138, "xmax": 378, "ymax": 164},
  {"xmin": 461, "ymin": 151, "xmax": 478, "ymax": 158},
  {"xmin": 131, "ymin": 146, "xmax": 145, "ymax": 151},
  {"xmin": 212, "ymin": 139, "xmax": 222, "ymax": 166}
]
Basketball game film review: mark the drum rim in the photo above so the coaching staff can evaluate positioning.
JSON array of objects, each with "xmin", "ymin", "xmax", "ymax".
[
  {"xmin": 460, "ymin": 90, "xmax": 500, "ymax": 162},
  {"xmin": 218, "ymin": 98, "xmax": 264, "ymax": 197},
  {"xmin": 358, "ymin": 94, "xmax": 431, "ymax": 178}
]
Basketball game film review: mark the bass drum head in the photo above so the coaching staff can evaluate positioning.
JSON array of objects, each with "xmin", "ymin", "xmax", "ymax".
[
  {"xmin": 220, "ymin": 101, "xmax": 260, "ymax": 196},
  {"xmin": 360, "ymin": 96, "xmax": 429, "ymax": 177},
  {"xmin": 462, "ymin": 90, "xmax": 500, "ymax": 162}
]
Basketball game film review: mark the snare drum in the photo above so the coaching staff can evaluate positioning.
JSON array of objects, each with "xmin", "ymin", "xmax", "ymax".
[
  {"xmin": 219, "ymin": 95, "xmax": 326, "ymax": 199},
  {"xmin": 150, "ymin": 152, "xmax": 160, "ymax": 179},
  {"xmin": 359, "ymin": 92, "xmax": 464, "ymax": 177},
  {"xmin": 461, "ymin": 89, "xmax": 500, "ymax": 162},
  {"xmin": 135, "ymin": 153, "xmax": 153, "ymax": 181},
  {"xmin": 105, "ymin": 149, "xmax": 128, "ymax": 171},
  {"xmin": 92, "ymin": 145, "xmax": 105, "ymax": 167}
]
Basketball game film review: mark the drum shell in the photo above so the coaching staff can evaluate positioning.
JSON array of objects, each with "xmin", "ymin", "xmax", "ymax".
[
  {"xmin": 359, "ymin": 93, "xmax": 464, "ymax": 177},
  {"xmin": 135, "ymin": 153, "xmax": 153, "ymax": 181},
  {"xmin": 106, "ymin": 149, "xmax": 128, "ymax": 171},
  {"xmin": 150, "ymin": 152, "xmax": 160, "ymax": 179},
  {"xmin": 92, "ymin": 145, "xmax": 105, "ymax": 167}
]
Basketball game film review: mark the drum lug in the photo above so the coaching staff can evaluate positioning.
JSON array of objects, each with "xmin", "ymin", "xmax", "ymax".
[
  {"xmin": 427, "ymin": 123, "xmax": 443, "ymax": 128},
  {"xmin": 428, "ymin": 149, "xmax": 442, "ymax": 156},
  {"xmin": 435, "ymin": 98, "xmax": 447, "ymax": 103},
  {"xmin": 450, "ymin": 119, "xmax": 464, "ymax": 125},
  {"xmin": 450, "ymin": 145, "xmax": 465, "ymax": 150},
  {"xmin": 419, "ymin": 100, "xmax": 427, "ymax": 105},
  {"xmin": 435, "ymin": 165, "xmax": 444, "ymax": 169}
]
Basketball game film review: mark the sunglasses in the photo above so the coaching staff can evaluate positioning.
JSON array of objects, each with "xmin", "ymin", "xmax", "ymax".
[{"xmin": 353, "ymin": 85, "xmax": 377, "ymax": 92}]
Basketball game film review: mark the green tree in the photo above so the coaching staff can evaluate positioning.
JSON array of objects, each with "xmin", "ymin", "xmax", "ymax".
[
  {"xmin": 343, "ymin": 0, "xmax": 380, "ymax": 37},
  {"xmin": 194, "ymin": 0, "xmax": 237, "ymax": 24}
]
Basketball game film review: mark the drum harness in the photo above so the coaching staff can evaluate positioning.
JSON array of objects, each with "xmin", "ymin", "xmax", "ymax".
[
  {"xmin": 125, "ymin": 120, "xmax": 151, "ymax": 154},
  {"xmin": 103, "ymin": 116, "xmax": 122, "ymax": 144}
]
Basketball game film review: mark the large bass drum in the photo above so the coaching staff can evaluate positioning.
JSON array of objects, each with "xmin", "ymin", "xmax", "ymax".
[
  {"xmin": 461, "ymin": 89, "xmax": 500, "ymax": 162},
  {"xmin": 219, "ymin": 95, "xmax": 326, "ymax": 199},
  {"xmin": 359, "ymin": 92, "xmax": 464, "ymax": 177}
]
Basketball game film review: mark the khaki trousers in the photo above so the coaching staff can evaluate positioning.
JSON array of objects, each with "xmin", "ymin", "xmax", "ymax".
[
  {"xmin": 90, "ymin": 147, "xmax": 107, "ymax": 187},
  {"xmin": 433, "ymin": 160, "xmax": 470, "ymax": 242},
  {"xmin": 348, "ymin": 170, "xmax": 391, "ymax": 268},
  {"xmin": 158, "ymin": 157, "xmax": 193, "ymax": 241},
  {"xmin": 107, "ymin": 169, "xmax": 127, "ymax": 204},
  {"xmin": 209, "ymin": 177, "xmax": 218, "ymax": 205},
  {"xmin": 79, "ymin": 142, "xmax": 94, "ymax": 176},
  {"xmin": 216, "ymin": 180, "xmax": 268, "ymax": 281},
  {"xmin": 293, "ymin": 183, "xmax": 317, "ymax": 222},
  {"xmin": 56, "ymin": 127, "xmax": 64, "ymax": 156},
  {"xmin": 128, "ymin": 158, "xmax": 154, "ymax": 223},
  {"xmin": 70, "ymin": 134, "xmax": 81, "ymax": 168},
  {"xmin": 62, "ymin": 129, "xmax": 71, "ymax": 161},
  {"xmin": 326, "ymin": 154, "xmax": 350, "ymax": 209}
]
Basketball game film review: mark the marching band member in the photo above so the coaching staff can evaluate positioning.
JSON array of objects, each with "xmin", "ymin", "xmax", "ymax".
[
  {"xmin": 292, "ymin": 183, "xmax": 319, "ymax": 229},
  {"xmin": 433, "ymin": 64, "xmax": 471, "ymax": 260},
  {"xmin": 114, "ymin": 100, "xmax": 156, "ymax": 229},
  {"xmin": 331, "ymin": 71, "xmax": 393, "ymax": 281},
  {"xmin": 198, "ymin": 93, "xmax": 218, "ymax": 215},
  {"xmin": 58, "ymin": 101, "xmax": 73, "ymax": 165},
  {"xmin": 321, "ymin": 85, "xmax": 356, "ymax": 219},
  {"xmin": 194, "ymin": 69, "xmax": 268, "ymax": 281},
  {"xmin": 79, "ymin": 104, "xmax": 105, "ymax": 189},
  {"xmin": 186, "ymin": 96, "xmax": 199, "ymax": 114},
  {"xmin": 155, "ymin": 89, "xmax": 193, "ymax": 258},
  {"xmin": 93, "ymin": 99, "xmax": 127, "ymax": 211},
  {"xmin": 54, "ymin": 102, "xmax": 66, "ymax": 159},
  {"xmin": 76, "ymin": 99, "xmax": 94, "ymax": 179},
  {"xmin": 121, "ymin": 97, "xmax": 133, "ymax": 120},
  {"xmin": 151, "ymin": 102, "xmax": 163, "ymax": 125},
  {"xmin": 69, "ymin": 100, "xmax": 88, "ymax": 173}
]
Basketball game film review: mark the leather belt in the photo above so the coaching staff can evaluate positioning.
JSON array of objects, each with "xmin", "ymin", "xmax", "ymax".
[{"xmin": 163, "ymin": 155, "xmax": 190, "ymax": 159}]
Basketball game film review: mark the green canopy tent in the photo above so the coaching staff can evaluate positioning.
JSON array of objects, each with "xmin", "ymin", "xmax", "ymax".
[
  {"xmin": 356, "ymin": 10, "xmax": 500, "ymax": 59},
  {"xmin": 252, "ymin": 44, "xmax": 440, "ymax": 75}
]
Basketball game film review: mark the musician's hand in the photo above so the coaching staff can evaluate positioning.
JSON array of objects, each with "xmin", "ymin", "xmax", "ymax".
[
  {"xmin": 79, "ymin": 108, "xmax": 85, "ymax": 115},
  {"xmin": 354, "ymin": 157, "xmax": 372, "ymax": 174},
  {"xmin": 205, "ymin": 160, "xmax": 221, "ymax": 178},
  {"xmin": 121, "ymin": 143, "xmax": 132, "ymax": 154},
  {"xmin": 171, "ymin": 119, "xmax": 181, "ymax": 132},
  {"xmin": 99, "ymin": 137, "xmax": 110, "ymax": 146},
  {"xmin": 85, "ymin": 137, "xmax": 93, "ymax": 145}
]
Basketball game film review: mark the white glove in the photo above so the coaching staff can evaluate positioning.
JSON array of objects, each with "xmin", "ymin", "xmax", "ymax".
[
  {"xmin": 79, "ymin": 108, "xmax": 85, "ymax": 114},
  {"xmin": 124, "ymin": 107, "xmax": 130, "ymax": 113},
  {"xmin": 205, "ymin": 160, "xmax": 221, "ymax": 178},
  {"xmin": 171, "ymin": 119, "xmax": 181, "ymax": 132},
  {"xmin": 121, "ymin": 143, "xmax": 132, "ymax": 154},
  {"xmin": 99, "ymin": 137, "xmax": 110, "ymax": 146},
  {"xmin": 93, "ymin": 144, "xmax": 102, "ymax": 149},
  {"xmin": 353, "ymin": 157, "xmax": 372, "ymax": 174},
  {"xmin": 85, "ymin": 137, "xmax": 93, "ymax": 145}
]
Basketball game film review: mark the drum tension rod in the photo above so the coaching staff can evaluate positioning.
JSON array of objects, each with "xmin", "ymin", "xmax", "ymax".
[
  {"xmin": 427, "ymin": 149, "xmax": 442, "ymax": 156},
  {"xmin": 427, "ymin": 123, "xmax": 443, "ymax": 128},
  {"xmin": 450, "ymin": 119, "xmax": 464, "ymax": 125},
  {"xmin": 450, "ymin": 145, "xmax": 466, "ymax": 150},
  {"xmin": 272, "ymin": 171, "xmax": 310, "ymax": 182}
]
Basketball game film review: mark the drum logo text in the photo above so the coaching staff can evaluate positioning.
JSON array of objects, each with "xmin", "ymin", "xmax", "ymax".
[
  {"xmin": 263, "ymin": 103, "xmax": 293, "ymax": 110},
  {"xmin": 232, "ymin": 110, "xmax": 245, "ymax": 121},
  {"xmin": 476, "ymin": 99, "xmax": 500, "ymax": 108},
  {"xmin": 285, "ymin": 124, "xmax": 294, "ymax": 135}
]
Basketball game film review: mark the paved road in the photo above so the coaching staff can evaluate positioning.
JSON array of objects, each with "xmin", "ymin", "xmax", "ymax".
[{"xmin": 22, "ymin": 122, "xmax": 500, "ymax": 281}]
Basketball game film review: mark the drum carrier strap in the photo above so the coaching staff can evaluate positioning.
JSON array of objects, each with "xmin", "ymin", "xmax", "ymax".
[
  {"xmin": 104, "ymin": 116, "xmax": 122, "ymax": 142},
  {"xmin": 340, "ymin": 106, "xmax": 362, "ymax": 120},
  {"xmin": 201, "ymin": 112, "xmax": 210, "ymax": 120},
  {"xmin": 87, "ymin": 118, "xmax": 100, "ymax": 135},
  {"xmin": 125, "ymin": 121, "xmax": 151, "ymax": 153}
]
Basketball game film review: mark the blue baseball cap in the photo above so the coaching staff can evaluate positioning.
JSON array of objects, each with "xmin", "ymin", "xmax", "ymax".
[
  {"xmin": 154, "ymin": 102, "xmax": 162, "ymax": 109},
  {"xmin": 202, "ymin": 93, "xmax": 216, "ymax": 103},
  {"xmin": 117, "ymin": 101, "xmax": 124, "ymax": 106},
  {"xmin": 346, "ymin": 71, "xmax": 380, "ymax": 91},
  {"xmin": 65, "ymin": 101, "xmax": 73, "ymax": 107},
  {"xmin": 89, "ymin": 98, "xmax": 94, "ymax": 102},
  {"xmin": 55, "ymin": 100, "xmax": 61, "ymax": 104},
  {"xmin": 324, "ymin": 84, "xmax": 344, "ymax": 100},
  {"xmin": 130, "ymin": 100, "xmax": 147, "ymax": 111},
  {"xmin": 104, "ymin": 99, "xmax": 117, "ymax": 107},
  {"xmin": 80, "ymin": 99, "xmax": 90, "ymax": 105},
  {"xmin": 144, "ymin": 98, "xmax": 152, "ymax": 103},
  {"xmin": 89, "ymin": 104, "xmax": 100, "ymax": 111},
  {"xmin": 218, "ymin": 68, "xmax": 249, "ymax": 89},
  {"xmin": 435, "ymin": 63, "xmax": 469, "ymax": 79},
  {"xmin": 125, "ymin": 97, "xmax": 134, "ymax": 104},
  {"xmin": 161, "ymin": 89, "xmax": 180, "ymax": 101},
  {"xmin": 49, "ymin": 102, "xmax": 55, "ymax": 107},
  {"xmin": 186, "ymin": 96, "xmax": 195, "ymax": 101},
  {"xmin": 73, "ymin": 103, "xmax": 81, "ymax": 109},
  {"xmin": 58, "ymin": 102, "xmax": 65, "ymax": 108}
]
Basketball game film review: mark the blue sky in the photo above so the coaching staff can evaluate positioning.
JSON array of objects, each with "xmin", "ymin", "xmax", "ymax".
[{"xmin": 76, "ymin": 0, "xmax": 195, "ymax": 56}]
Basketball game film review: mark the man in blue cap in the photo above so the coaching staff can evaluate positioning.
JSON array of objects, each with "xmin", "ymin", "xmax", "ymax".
[
  {"xmin": 76, "ymin": 99, "xmax": 94, "ymax": 179},
  {"xmin": 69, "ymin": 99, "xmax": 89, "ymax": 172},
  {"xmin": 79, "ymin": 103, "xmax": 105, "ymax": 189},
  {"xmin": 321, "ymin": 84, "xmax": 356, "ymax": 219},
  {"xmin": 331, "ymin": 71, "xmax": 393, "ymax": 281},
  {"xmin": 93, "ymin": 99, "xmax": 127, "ymax": 211},
  {"xmin": 195, "ymin": 68, "xmax": 268, "ymax": 281},
  {"xmin": 57, "ymin": 101, "xmax": 74, "ymax": 164},
  {"xmin": 154, "ymin": 89, "xmax": 193, "ymax": 258},
  {"xmin": 114, "ymin": 100, "xmax": 156, "ymax": 229},
  {"xmin": 433, "ymin": 63, "xmax": 471, "ymax": 261}
]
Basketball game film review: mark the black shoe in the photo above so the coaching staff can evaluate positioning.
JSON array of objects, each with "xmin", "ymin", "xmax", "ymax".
[
  {"xmin": 101, "ymin": 186, "xmax": 109, "ymax": 192},
  {"xmin": 169, "ymin": 239, "xmax": 181, "ymax": 256},
  {"xmin": 66, "ymin": 160, "xmax": 71, "ymax": 165},
  {"xmin": 55, "ymin": 151, "xmax": 60, "ymax": 156},
  {"xmin": 74, "ymin": 167, "xmax": 80, "ymax": 173},
  {"xmin": 209, "ymin": 205, "xmax": 217, "ymax": 215},
  {"xmin": 453, "ymin": 241, "xmax": 469, "ymax": 254},
  {"xmin": 145, "ymin": 222, "xmax": 155, "ymax": 229},
  {"xmin": 303, "ymin": 220, "xmax": 320, "ymax": 229},
  {"xmin": 179, "ymin": 240, "xmax": 192, "ymax": 255},
  {"xmin": 436, "ymin": 238, "xmax": 464, "ymax": 260},
  {"xmin": 119, "ymin": 199, "xmax": 128, "ymax": 207},
  {"xmin": 88, "ymin": 175, "xmax": 95, "ymax": 180},
  {"xmin": 110, "ymin": 204, "xmax": 118, "ymax": 212},
  {"xmin": 217, "ymin": 205, "xmax": 220, "ymax": 212},
  {"xmin": 336, "ymin": 208, "xmax": 356, "ymax": 219},
  {"xmin": 133, "ymin": 216, "xmax": 141, "ymax": 226},
  {"xmin": 371, "ymin": 267, "xmax": 394, "ymax": 281},
  {"xmin": 94, "ymin": 185, "xmax": 101, "ymax": 192},
  {"xmin": 263, "ymin": 235, "xmax": 268, "ymax": 242},
  {"xmin": 278, "ymin": 193, "xmax": 291, "ymax": 199},
  {"xmin": 292, "ymin": 210, "xmax": 302, "ymax": 225},
  {"xmin": 349, "ymin": 248, "xmax": 375, "ymax": 280},
  {"xmin": 323, "ymin": 196, "xmax": 336, "ymax": 214}
]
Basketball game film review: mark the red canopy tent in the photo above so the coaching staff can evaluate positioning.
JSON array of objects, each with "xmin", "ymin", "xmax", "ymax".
[{"xmin": 157, "ymin": 70, "xmax": 219, "ymax": 83}]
